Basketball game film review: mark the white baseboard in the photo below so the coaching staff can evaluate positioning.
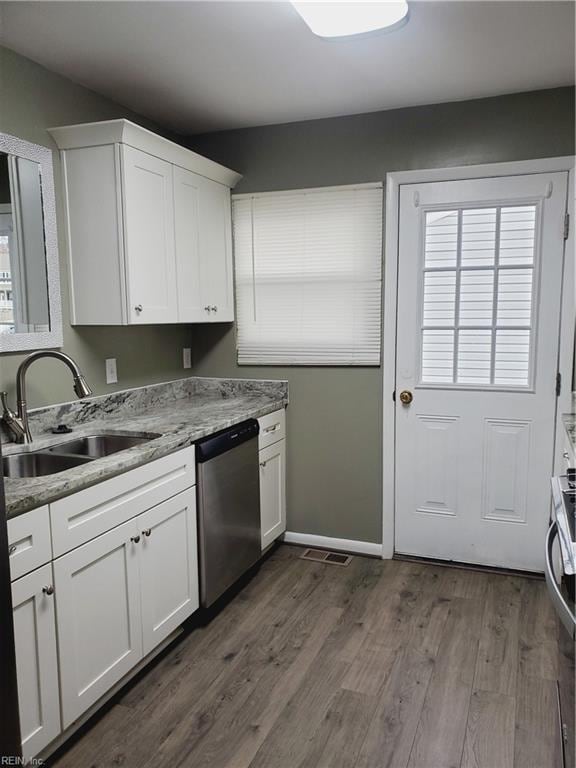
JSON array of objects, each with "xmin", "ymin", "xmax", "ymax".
[{"xmin": 282, "ymin": 531, "xmax": 383, "ymax": 558}]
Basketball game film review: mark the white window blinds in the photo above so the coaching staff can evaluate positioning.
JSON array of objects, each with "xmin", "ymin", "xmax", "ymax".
[{"xmin": 232, "ymin": 184, "xmax": 383, "ymax": 365}]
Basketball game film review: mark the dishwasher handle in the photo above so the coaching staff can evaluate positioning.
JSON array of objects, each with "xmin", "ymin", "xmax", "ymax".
[
  {"xmin": 545, "ymin": 521, "xmax": 576, "ymax": 638},
  {"xmin": 196, "ymin": 419, "xmax": 259, "ymax": 462}
]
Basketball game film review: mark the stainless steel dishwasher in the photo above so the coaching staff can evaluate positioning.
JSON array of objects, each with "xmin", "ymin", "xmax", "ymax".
[{"xmin": 196, "ymin": 419, "xmax": 261, "ymax": 606}]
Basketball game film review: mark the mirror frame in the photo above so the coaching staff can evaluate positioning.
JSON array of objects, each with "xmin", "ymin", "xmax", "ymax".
[{"xmin": 0, "ymin": 132, "xmax": 62, "ymax": 352}]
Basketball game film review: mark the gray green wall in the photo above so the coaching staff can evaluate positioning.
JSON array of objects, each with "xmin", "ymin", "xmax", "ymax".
[
  {"xmin": 187, "ymin": 87, "xmax": 575, "ymax": 544},
  {"xmin": 0, "ymin": 46, "xmax": 192, "ymax": 409}
]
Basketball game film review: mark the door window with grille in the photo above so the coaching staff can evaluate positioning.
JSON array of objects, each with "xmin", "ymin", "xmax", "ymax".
[{"xmin": 420, "ymin": 204, "xmax": 538, "ymax": 388}]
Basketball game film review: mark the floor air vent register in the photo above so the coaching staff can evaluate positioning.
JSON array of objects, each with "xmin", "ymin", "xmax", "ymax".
[{"xmin": 300, "ymin": 549, "xmax": 352, "ymax": 566}]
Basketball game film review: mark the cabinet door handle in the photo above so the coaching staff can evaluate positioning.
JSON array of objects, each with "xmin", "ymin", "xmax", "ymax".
[
  {"xmin": 134, "ymin": 304, "xmax": 143, "ymax": 313},
  {"xmin": 142, "ymin": 529, "xmax": 152, "ymax": 537},
  {"xmin": 8, "ymin": 544, "xmax": 17, "ymax": 556},
  {"xmin": 211, "ymin": 305, "xmax": 218, "ymax": 312},
  {"xmin": 564, "ymin": 451, "xmax": 570, "ymax": 459},
  {"xmin": 260, "ymin": 460, "xmax": 267, "ymax": 468},
  {"xmin": 42, "ymin": 585, "xmax": 54, "ymax": 596},
  {"xmin": 204, "ymin": 306, "xmax": 211, "ymax": 312},
  {"xmin": 131, "ymin": 535, "xmax": 141, "ymax": 544}
]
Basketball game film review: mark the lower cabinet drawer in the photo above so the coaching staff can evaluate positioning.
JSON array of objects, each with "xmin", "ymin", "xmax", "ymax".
[
  {"xmin": 50, "ymin": 447, "xmax": 196, "ymax": 557},
  {"xmin": 8, "ymin": 506, "xmax": 52, "ymax": 581},
  {"xmin": 258, "ymin": 409, "xmax": 286, "ymax": 450}
]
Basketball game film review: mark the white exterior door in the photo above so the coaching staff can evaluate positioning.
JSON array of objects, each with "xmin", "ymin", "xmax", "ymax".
[
  {"xmin": 12, "ymin": 564, "xmax": 61, "ymax": 761},
  {"xmin": 121, "ymin": 145, "xmax": 177, "ymax": 324},
  {"xmin": 395, "ymin": 172, "xmax": 568, "ymax": 571},
  {"xmin": 54, "ymin": 519, "xmax": 143, "ymax": 728},
  {"xmin": 138, "ymin": 489, "xmax": 199, "ymax": 656}
]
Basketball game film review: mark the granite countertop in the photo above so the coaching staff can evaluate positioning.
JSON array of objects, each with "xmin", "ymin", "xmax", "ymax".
[{"xmin": 2, "ymin": 376, "xmax": 288, "ymax": 519}]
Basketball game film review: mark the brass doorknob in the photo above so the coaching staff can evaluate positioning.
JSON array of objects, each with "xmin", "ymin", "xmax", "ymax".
[{"xmin": 399, "ymin": 390, "xmax": 413, "ymax": 405}]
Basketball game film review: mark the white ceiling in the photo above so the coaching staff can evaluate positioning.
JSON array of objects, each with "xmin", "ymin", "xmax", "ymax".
[{"xmin": 0, "ymin": 1, "xmax": 574, "ymax": 135}]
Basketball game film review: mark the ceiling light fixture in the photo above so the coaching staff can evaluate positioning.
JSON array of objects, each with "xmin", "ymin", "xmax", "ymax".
[{"xmin": 291, "ymin": 0, "xmax": 409, "ymax": 39}]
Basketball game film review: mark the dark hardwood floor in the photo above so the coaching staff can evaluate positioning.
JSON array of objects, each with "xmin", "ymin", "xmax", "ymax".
[{"xmin": 50, "ymin": 545, "xmax": 561, "ymax": 768}]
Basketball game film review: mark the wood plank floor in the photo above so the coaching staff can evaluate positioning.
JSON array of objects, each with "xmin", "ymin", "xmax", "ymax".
[{"xmin": 50, "ymin": 545, "xmax": 561, "ymax": 768}]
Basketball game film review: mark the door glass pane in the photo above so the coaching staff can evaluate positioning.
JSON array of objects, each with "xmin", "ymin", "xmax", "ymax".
[
  {"xmin": 459, "ymin": 270, "xmax": 494, "ymax": 326},
  {"xmin": 496, "ymin": 268, "xmax": 533, "ymax": 326},
  {"xmin": 424, "ymin": 211, "xmax": 458, "ymax": 268},
  {"xmin": 420, "ymin": 204, "xmax": 537, "ymax": 387},
  {"xmin": 494, "ymin": 330, "xmax": 531, "ymax": 386},
  {"xmin": 461, "ymin": 208, "xmax": 496, "ymax": 266},
  {"xmin": 421, "ymin": 329, "xmax": 454, "ymax": 383},
  {"xmin": 423, "ymin": 271, "xmax": 456, "ymax": 326},
  {"xmin": 499, "ymin": 206, "xmax": 536, "ymax": 266},
  {"xmin": 457, "ymin": 329, "xmax": 492, "ymax": 384}
]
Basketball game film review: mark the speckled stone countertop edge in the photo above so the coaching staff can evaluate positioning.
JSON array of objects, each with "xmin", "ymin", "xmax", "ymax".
[{"xmin": 3, "ymin": 376, "xmax": 288, "ymax": 519}]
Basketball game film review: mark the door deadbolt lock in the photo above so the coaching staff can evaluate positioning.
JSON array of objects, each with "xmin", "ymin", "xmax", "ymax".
[{"xmin": 399, "ymin": 390, "xmax": 413, "ymax": 405}]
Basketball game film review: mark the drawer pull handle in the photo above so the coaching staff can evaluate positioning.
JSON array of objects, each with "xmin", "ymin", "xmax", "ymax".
[
  {"xmin": 264, "ymin": 424, "xmax": 279, "ymax": 433},
  {"xmin": 260, "ymin": 461, "xmax": 267, "ymax": 468},
  {"xmin": 8, "ymin": 545, "xmax": 17, "ymax": 556},
  {"xmin": 564, "ymin": 451, "xmax": 570, "ymax": 459},
  {"xmin": 42, "ymin": 585, "xmax": 54, "ymax": 596},
  {"xmin": 204, "ymin": 306, "xmax": 211, "ymax": 312},
  {"xmin": 134, "ymin": 304, "xmax": 143, "ymax": 313},
  {"xmin": 211, "ymin": 305, "xmax": 218, "ymax": 312},
  {"xmin": 142, "ymin": 529, "xmax": 152, "ymax": 537},
  {"xmin": 131, "ymin": 535, "xmax": 141, "ymax": 544}
]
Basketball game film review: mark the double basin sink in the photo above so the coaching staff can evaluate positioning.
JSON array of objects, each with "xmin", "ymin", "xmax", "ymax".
[{"xmin": 3, "ymin": 433, "xmax": 161, "ymax": 478}]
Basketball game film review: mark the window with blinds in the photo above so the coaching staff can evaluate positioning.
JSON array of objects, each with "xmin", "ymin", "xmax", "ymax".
[
  {"xmin": 421, "ymin": 204, "xmax": 538, "ymax": 387},
  {"xmin": 232, "ymin": 184, "xmax": 383, "ymax": 365}
]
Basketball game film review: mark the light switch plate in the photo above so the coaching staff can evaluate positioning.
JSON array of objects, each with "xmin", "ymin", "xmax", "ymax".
[
  {"xmin": 105, "ymin": 358, "xmax": 118, "ymax": 384},
  {"xmin": 183, "ymin": 347, "xmax": 192, "ymax": 369}
]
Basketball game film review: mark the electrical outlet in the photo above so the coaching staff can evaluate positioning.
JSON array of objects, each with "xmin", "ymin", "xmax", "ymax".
[
  {"xmin": 183, "ymin": 347, "xmax": 192, "ymax": 369},
  {"xmin": 105, "ymin": 358, "xmax": 118, "ymax": 384}
]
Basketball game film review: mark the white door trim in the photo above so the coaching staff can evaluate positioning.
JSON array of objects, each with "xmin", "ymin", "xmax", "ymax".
[{"xmin": 382, "ymin": 156, "xmax": 575, "ymax": 559}]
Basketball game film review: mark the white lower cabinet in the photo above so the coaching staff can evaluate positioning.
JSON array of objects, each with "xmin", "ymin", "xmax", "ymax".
[
  {"xmin": 12, "ymin": 564, "xmax": 61, "ymax": 761},
  {"xmin": 259, "ymin": 438, "xmax": 286, "ymax": 550},
  {"xmin": 139, "ymin": 489, "xmax": 198, "ymax": 655},
  {"xmin": 53, "ymin": 487, "xmax": 198, "ymax": 728},
  {"xmin": 54, "ymin": 519, "xmax": 143, "ymax": 729}
]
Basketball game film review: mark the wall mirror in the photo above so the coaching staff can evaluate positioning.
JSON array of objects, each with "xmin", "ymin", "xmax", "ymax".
[{"xmin": 0, "ymin": 132, "xmax": 62, "ymax": 352}]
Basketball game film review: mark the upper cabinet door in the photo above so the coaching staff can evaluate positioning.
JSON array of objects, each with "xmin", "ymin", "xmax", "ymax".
[
  {"xmin": 198, "ymin": 177, "xmax": 234, "ymax": 322},
  {"xmin": 173, "ymin": 166, "xmax": 204, "ymax": 322},
  {"xmin": 121, "ymin": 146, "xmax": 178, "ymax": 324}
]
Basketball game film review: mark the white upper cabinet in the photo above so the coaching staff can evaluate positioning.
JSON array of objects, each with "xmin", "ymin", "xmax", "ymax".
[
  {"xmin": 197, "ymin": 176, "xmax": 234, "ymax": 321},
  {"xmin": 122, "ymin": 146, "xmax": 178, "ymax": 324},
  {"xmin": 174, "ymin": 165, "xmax": 203, "ymax": 322},
  {"xmin": 50, "ymin": 119, "xmax": 241, "ymax": 326},
  {"xmin": 174, "ymin": 170, "xmax": 234, "ymax": 322}
]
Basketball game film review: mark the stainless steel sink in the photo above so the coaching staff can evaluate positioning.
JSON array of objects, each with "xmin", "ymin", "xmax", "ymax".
[
  {"xmin": 47, "ymin": 433, "xmax": 160, "ymax": 459},
  {"xmin": 2, "ymin": 451, "xmax": 92, "ymax": 478},
  {"xmin": 3, "ymin": 432, "xmax": 161, "ymax": 478}
]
